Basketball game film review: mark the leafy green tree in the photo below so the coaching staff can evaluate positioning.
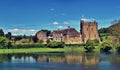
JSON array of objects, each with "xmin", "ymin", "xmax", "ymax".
[
  {"xmin": 108, "ymin": 20, "xmax": 120, "ymax": 42},
  {"xmin": 0, "ymin": 37, "xmax": 11, "ymax": 49},
  {"xmin": 5, "ymin": 32, "xmax": 12, "ymax": 40},
  {"xmin": 0, "ymin": 29, "xmax": 4, "ymax": 36},
  {"xmin": 98, "ymin": 28, "xmax": 108, "ymax": 33},
  {"xmin": 23, "ymin": 34, "xmax": 27, "ymax": 39},
  {"xmin": 13, "ymin": 36, "xmax": 22, "ymax": 43},
  {"xmin": 85, "ymin": 39, "xmax": 99, "ymax": 52},
  {"xmin": 100, "ymin": 42, "xmax": 112, "ymax": 52},
  {"xmin": 32, "ymin": 36, "xmax": 38, "ymax": 43}
]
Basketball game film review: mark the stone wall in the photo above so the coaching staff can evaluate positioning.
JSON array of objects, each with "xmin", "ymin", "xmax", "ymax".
[
  {"xmin": 80, "ymin": 20, "xmax": 100, "ymax": 43},
  {"xmin": 52, "ymin": 27, "xmax": 83, "ymax": 44}
]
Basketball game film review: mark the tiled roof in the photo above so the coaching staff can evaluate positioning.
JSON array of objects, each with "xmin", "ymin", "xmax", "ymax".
[{"xmin": 52, "ymin": 27, "xmax": 80, "ymax": 37}]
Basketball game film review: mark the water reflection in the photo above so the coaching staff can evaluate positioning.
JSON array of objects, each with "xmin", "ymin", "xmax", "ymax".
[
  {"xmin": 0, "ymin": 53, "xmax": 100, "ymax": 66},
  {"xmin": 0, "ymin": 52, "xmax": 120, "ymax": 70},
  {"xmin": 110, "ymin": 54, "xmax": 120, "ymax": 67}
]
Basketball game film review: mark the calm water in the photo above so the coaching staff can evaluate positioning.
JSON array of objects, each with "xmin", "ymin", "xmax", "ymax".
[{"xmin": 0, "ymin": 52, "xmax": 120, "ymax": 70}]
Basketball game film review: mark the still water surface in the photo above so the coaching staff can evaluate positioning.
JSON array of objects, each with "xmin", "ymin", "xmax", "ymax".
[{"xmin": 0, "ymin": 52, "xmax": 120, "ymax": 70}]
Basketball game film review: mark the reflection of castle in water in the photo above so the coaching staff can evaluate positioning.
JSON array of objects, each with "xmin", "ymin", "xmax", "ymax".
[
  {"xmin": 37, "ymin": 53, "xmax": 99, "ymax": 66},
  {"xmin": 1, "ymin": 53, "xmax": 120, "ymax": 69},
  {"xmin": 0, "ymin": 53, "xmax": 99, "ymax": 66}
]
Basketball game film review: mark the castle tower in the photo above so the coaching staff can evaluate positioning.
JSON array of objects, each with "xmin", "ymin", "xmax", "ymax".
[{"xmin": 80, "ymin": 19, "xmax": 100, "ymax": 43}]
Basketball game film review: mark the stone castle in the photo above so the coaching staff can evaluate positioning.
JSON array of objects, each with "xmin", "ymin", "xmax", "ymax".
[
  {"xmin": 80, "ymin": 20, "xmax": 100, "ymax": 43},
  {"xmin": 36, "ymin": 19, "xmax": 100, "ymax": 44}
]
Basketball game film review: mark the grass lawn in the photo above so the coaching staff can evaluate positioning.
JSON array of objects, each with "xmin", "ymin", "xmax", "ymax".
[
  {"xmin": 0, "ymin": 47, "xmax": 101, "ymax": 54},
  {"xmin": 0, "ymin": 48, "xmax": 65, "ymax": 54}
]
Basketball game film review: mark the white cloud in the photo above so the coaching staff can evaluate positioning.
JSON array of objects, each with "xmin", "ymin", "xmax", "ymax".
[
  {"xmin": 56, "ymin": 26, "xmax": 67, "ymax": 29},
  {"xmin": 9, "ymin": 29, "xmax": 37, "ymax": 32},
  {"xmin": 53, "ymin": 21, "xmax": 59, "ymax": 25},
  {"xmin": 81, "ymin": 18, "xmax": 96, "ymax": 22},
  {"xmin": 8, "ymin": 29, "xmax": 38, "ymax": 35},
  {"xmin": 63, "ymin": 21, "xmax": 69, "ymax": 24}
]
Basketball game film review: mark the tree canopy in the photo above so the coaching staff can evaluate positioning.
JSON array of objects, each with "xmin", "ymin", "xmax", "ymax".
[
  {"xmin": 0, "ymin": 29, "xmax": 4, "ymax": 36},
  {"xmin": 0, "ymin": 37, "xmax": 10, "ymax": 49},
  {"xmin": 108, "ymin": 21, "xmax": 120, "ymax": 42},
  {"xmin": 98, "ymin": 28, "xmax": 108, "ymax": 33}
]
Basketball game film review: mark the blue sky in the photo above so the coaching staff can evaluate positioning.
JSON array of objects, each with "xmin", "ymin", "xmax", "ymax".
[{"xmin": 0, "ymin": 0, "xmax": 120, "ymax": 35}]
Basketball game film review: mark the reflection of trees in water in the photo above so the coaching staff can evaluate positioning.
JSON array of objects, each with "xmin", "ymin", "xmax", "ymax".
[
  {"xmin": 65, "ymin": 53, "xmax": 99, "ymax": 66},
  {"xmin": 36, "ymin": 52, "xmax": 99, "ymax": 66},
  {"xmin": 0, "ymin": 54, "xmax": 12, "ymax": 62},
  {"xmin": 10, "ymin": 53, "xmax": 37, "ymax": 62},
  {"xmin": 65, "ymin": 53, "xmax": 83, "ymax": 64},
  {"xmin": 82, "ymin": 53, "xmax": 99, "ymax": 66},
  {"xmin": 0, "ymin": 53, "xmax": 38, "ymax": 62},
  {"xmin": 37, "ymin": 54, "xmax": 65, "ymax": 63},
  {"xmin": 0, "ymin": 52, "xmax": 99, "ymax": 67},
  {"xmin": 110, "ymin": 55, "xmax": 120, "ymax": 66}
]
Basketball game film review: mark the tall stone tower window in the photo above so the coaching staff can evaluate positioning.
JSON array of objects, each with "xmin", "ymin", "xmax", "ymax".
[
  {"xmin": 87, "ymin": 28, "xmax": 88, "ymax": 31},
  {"xmin": 94, "ymin": 34, "xmax": 96, "ymax": 38},
  {"xmin": 91, "ymin": 28, "xmax": 93, "ymax": 31}
]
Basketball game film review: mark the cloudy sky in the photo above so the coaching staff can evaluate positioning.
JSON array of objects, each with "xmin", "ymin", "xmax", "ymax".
[{"xmin": 0, "ymin": 0, "xmax": 120, "ymax": 35}]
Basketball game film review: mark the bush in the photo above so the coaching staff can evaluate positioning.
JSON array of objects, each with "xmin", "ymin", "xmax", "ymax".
[
  {"xmin": 84, "ymin": 39, "xmax": 99, "ymax": 52},
  {"xmin": 86, "ymin": 39, "xmax": 99, "ymax": 47},
  {"xmin": 84, "ymin": 46, "xmax": 95, "ymax": 52},
  {"xmin": 12, "ymin": 43, "xmax": 46, "ymax": 49},
  {"xmin": 47, "ymin": 41, "xmax": 64, "ymax": 48},
  {"xmin": 100, "ymin": 42, "xmax": 112, "ymax": 52},
  {"xmin": 116, "ymin": 47, "xmax": 120, "ymax": 53},
  {"xmin": 100, "ymin": 46, "xmax": 112, "ymax": 52},
  {"xmin": 0, "ymin": 37, "xmax": 11, "ymax": 49}
]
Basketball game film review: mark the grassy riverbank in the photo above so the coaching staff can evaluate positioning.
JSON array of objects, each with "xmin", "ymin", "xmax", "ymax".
[
  {"xmin": 0, "ymin": 47, "xmax": 101, "ymax": 54},
  {"xmin": 0, "ymin": 48, "xmax": 64, "ymax": 54}
]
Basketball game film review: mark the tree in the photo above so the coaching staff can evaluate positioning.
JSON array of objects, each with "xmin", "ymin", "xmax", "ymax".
[
  {"xmin": 98, "ymin": 28, "xmax": 108, "ymax": 33},
  {"xmin": 5, "ymin": 32, "xmax": 12, "ymax": 40},
  {"xmin": 14, "ymin": 36, "xmax": 22, "ymax": 41},
  {"xmin": 23, "ymin": 34, "xmax": 27, "ymax": 39},
  {"xmin": 108, "ymin": 20, "xmax": 120, "ymax": 42},
  {"xmin": 100, "ymin": 42, "xmax": 112, "ymax": 52},
  {"xmin": 32, "ymin": 36, "xmax": 38, "ymax": 43},
  {"xmin": 0, "ymin": 37, "xmax": 11, "ymax": 49},
  {"xmin": 84, "ymin": 39, "xmax": 99, "ymax": 52},
  {"xmin": 0, "ymin": 29, "xmax": 4, "ymax": 36}
]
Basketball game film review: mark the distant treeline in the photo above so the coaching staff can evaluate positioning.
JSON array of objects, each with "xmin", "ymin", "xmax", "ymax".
[{"xmin": 99, "ymin": 20, "xmax": 120, "ymax": 42}]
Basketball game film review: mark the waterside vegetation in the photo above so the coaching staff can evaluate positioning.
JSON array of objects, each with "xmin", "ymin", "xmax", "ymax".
[{"xmin": 1, "ymin": 20, "xmax": 120, "ymax": 53}]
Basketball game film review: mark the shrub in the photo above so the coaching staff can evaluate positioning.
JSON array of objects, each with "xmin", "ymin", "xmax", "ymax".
[
  {"xmin": 12, "ymin": 43, "xmax": 46, "ymax": 49},
  {"xmin": 100, "ymin": 42, "xmax": 112, "ymax": 52},
  {"xmin": 116, "ymin": 47, "xmax": 120, "ymax": 53},
  {"xmin": 0, "ymin": 37, "xmax": 11, "ymax": 49},
  {"xmin": 47, "ymin": 41, "xmax": 64, "ymax": 48},
  {"xmin": 84, "ymin": 46, "xmax": 95, "ymax": 52},
  {"xmin": 84, "ymin": 39, "xmax": 99, "ymax": 52}
]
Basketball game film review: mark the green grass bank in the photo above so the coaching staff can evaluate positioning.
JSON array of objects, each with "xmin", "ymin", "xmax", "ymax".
[{"xmin": 0, "ymin": 47, "xmax": 102, "ymax": 54}]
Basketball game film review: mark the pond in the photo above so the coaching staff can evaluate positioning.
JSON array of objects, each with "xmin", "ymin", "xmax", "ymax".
[{"xmin": 0, "ymin": 52, "xmax": 120, "ymax": 70}]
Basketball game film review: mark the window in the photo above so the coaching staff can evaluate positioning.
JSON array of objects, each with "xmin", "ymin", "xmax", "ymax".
[
  {"xmin": 87, "ymin": 28, "xmax": 88, "ymax": 31},
  {"xmin": 91, "ymin": 28, "xmax": 93, "ymax": 31},
  {"xmin": 94, "ymin": 34, "xmax": 96, "ymax": 38}
]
